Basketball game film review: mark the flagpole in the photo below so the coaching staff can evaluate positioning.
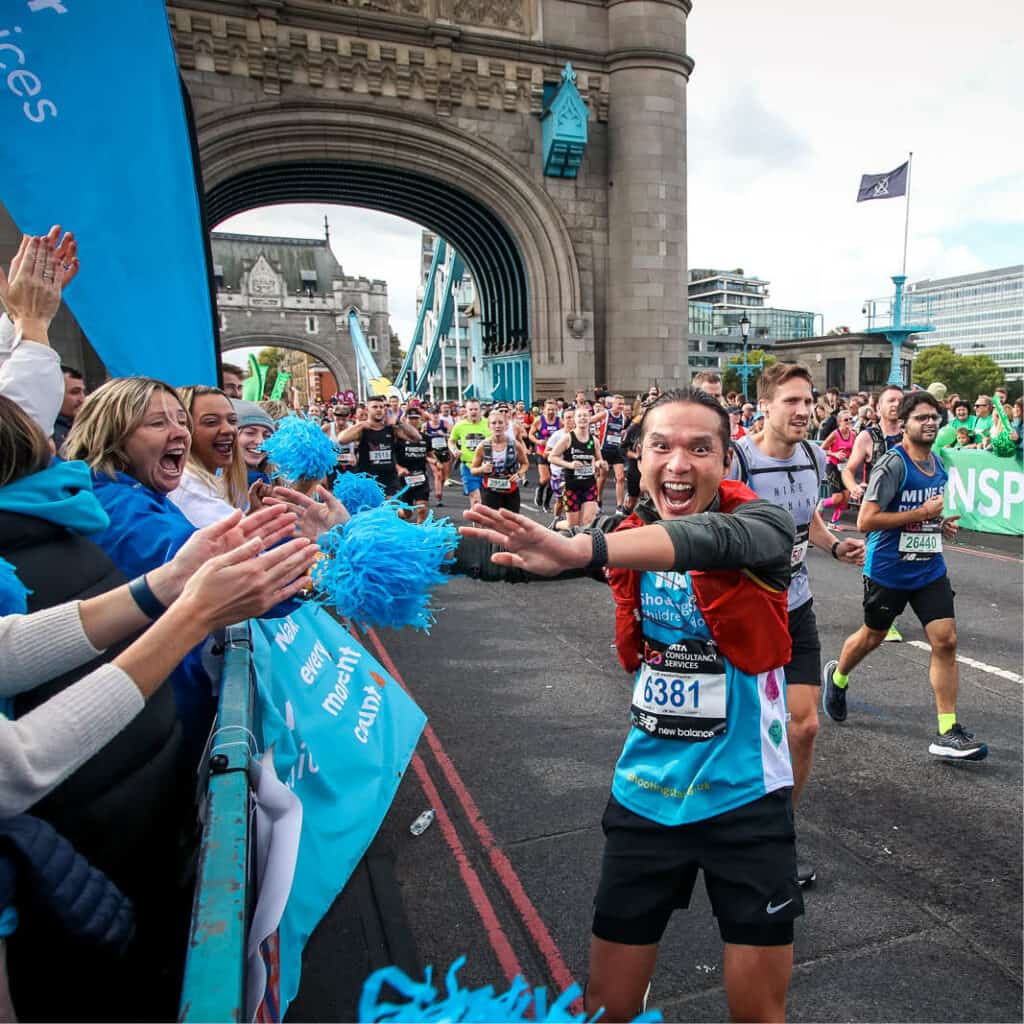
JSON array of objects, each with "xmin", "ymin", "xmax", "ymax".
[{"xmin": 902, "ymin": 151, "xmax": 913, "ymax": 276}]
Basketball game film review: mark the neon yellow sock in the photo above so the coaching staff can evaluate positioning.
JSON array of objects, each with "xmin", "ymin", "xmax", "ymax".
[
  {"xmin": 938, "ymin": 713, "xmax": 957, "ymax": 735},
  {"xmin": 832, "ymin": 669, "xmax": 849, "ymax": 689}
]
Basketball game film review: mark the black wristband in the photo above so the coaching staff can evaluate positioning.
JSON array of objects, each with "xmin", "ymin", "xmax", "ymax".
[
  {"xmin": 128, "ymin": 574, "xmax": 167, "ymax": 619},
  {"xmin": 587, "ymin": 529, "xmax": 609, "ymax": 570},
  {"xmin": 831, "ymin": 540, "xmax": 841, "ymax": 560}
]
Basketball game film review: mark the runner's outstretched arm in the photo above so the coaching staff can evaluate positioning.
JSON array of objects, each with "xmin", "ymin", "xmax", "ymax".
[{"xmin": 459, "ymin": 500, "xmax": 793, "ymax": 584}]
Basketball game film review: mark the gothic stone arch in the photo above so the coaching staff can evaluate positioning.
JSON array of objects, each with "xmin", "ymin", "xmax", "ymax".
[
  {"xmin": 219, "ymin": 333, "xmax": 355, "ymax": 395},
  {"xmin": 197, "ymin": 100, "xmax": 585, "ymax": 390}
]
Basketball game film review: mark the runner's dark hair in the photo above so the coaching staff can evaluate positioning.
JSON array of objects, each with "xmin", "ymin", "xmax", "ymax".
[
  {"xmin": 638, "ymin": 388, "xmax": 731, "ymax": 464},
  {"xmin": 898, "ymin": 390, "xmax": 941, "ymax": 422}
]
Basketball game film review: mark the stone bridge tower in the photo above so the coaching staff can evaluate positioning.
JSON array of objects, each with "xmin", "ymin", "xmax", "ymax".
[{"xmin": 169, "ymin": 0, "xmax": 692, "ymax": 398}]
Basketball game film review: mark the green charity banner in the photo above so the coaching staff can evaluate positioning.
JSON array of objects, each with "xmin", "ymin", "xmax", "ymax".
[
  {"xmin": 940, "ymin": 447, "xmax": 1024, "ymax": 536},
  {"xmin": 242, "ymin": 353, "xmax": 269, "ymax": 402},
  {"xmin": 270, "ymin": 371, "xmax": 292, "ymax": 401}
]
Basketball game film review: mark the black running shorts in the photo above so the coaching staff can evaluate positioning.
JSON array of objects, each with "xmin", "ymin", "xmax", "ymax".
[
  {"xmin": 482, "ymin": 488, "xmax": 521, "ymax": 514},
  {"xmin": 592, "ymin": 790, "xmax": 802, "ymax": 947},
  {"xmin": 862, "ymin": 573, "xmax": 955, "ymax": 632},
  {"xmin": 602, "ymin": 446, "xmax": 625, "ymax": 466},
  {"xmin": 785, "ymin": 599, "xmax": 821, "ymax": 686}
]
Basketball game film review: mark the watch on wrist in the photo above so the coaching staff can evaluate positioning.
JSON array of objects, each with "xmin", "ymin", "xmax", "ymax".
[{"xmin": 831, "ymin": 540, "xmax": 841, "ymax": 560}]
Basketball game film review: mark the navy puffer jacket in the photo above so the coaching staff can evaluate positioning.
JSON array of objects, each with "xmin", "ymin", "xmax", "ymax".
[{"xmin": 0, "ymin": 814, "xmax": 134, "ymax": 952}]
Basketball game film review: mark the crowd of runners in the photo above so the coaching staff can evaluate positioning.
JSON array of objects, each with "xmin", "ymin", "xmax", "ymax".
[{"xmin": 309, "ymin": 370, "xmax": 996, "ymax": 1021}]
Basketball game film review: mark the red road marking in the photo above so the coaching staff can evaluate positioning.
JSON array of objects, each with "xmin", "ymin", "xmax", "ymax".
[
  {"xmin": 343, "ymin": 621, "xmax": 523, "ymax": 985},
  {"xmin": 362, "ymin": 626, "xmax": 582, "ymax": 1003}
]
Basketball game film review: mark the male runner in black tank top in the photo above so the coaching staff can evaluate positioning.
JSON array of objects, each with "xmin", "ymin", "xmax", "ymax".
[{"xmin": 337, "ymin": 393, "xmax": 422, "ymax": 496}]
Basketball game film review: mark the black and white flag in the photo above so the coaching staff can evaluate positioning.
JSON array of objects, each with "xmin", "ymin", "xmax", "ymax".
[{"xmin": 856, "ymin": 162, "xmax": 909, "ymax": 202}]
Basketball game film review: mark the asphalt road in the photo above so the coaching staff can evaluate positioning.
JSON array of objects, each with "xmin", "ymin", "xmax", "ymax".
[{"xmin": 292, "ymin": 486, "xmax": 1023, "ymax": 1023}]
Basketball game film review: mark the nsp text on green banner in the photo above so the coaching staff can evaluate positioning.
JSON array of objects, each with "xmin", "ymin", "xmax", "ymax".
[{"xmin": 939, "ymin": 447, "xmax": 1024, "ymax": 536}]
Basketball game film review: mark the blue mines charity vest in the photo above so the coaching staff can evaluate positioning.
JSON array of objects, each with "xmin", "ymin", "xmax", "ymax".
[
  {"xmin": 864, "ymin": 446, "xmax": 948, "ymax": 590},
  {"xmin": 612, "ymin": 570, "xmax": 793, "ymax": 827}
]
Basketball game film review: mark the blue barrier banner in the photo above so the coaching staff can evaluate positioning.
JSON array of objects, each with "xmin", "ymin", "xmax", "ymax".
[
  {"xmin": 0, "ymin": 1, "xmax": 216, "ymax": 384},
  {"xmin": 251, "ymin": 604, "xmax": 426, "ymax": 1019}
]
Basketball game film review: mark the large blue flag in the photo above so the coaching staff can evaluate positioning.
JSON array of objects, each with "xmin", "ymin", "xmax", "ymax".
[
  {"xmin": 0, "ymin": 1, "xmax": 217, "ymax": 384},
  {"xmin": 856, "ymin": 162, "xmax": 909, "ymax": 202}
]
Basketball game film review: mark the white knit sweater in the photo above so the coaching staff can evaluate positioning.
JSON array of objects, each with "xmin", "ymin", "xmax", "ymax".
[{"xmin": 0, "ymin": 602, "xmax": 144, "ymax": 817}]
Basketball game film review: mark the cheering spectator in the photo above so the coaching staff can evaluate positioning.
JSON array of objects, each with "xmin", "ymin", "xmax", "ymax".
[
  {"xmin": 935, "ymin": 399, "xmax": 975, "ymax": 449},
  {"xmin": 0, "ymin": 392, "xmax": 313, "ymax": 1019},
  {"xmin": 233, "ymin": 399, "xmax": 276, "ymax": 485},
  {"xmin": 170, "ymin": 385, "xmax": 248, "ymax": 527}
]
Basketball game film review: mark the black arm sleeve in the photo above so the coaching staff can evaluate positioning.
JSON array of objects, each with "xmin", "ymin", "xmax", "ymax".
[{"xmin": 657, "ymin": 500, "xmax": 795, "ymax": 591}]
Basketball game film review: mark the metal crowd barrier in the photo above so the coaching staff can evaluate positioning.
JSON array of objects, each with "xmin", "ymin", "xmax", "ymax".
[{"xmin": 178, "ymin": 623, "xmax": 255, "ymax": 1023}]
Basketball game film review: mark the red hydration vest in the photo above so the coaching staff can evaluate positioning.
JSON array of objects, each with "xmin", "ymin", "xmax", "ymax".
[{"xmin": 604, "ymin": 480, "xmax": 791, "ymax": 676}]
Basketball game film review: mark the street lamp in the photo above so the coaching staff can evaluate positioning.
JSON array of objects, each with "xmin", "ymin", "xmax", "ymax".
[{"xmin": 739, "ymin": 314, "xmax": 751, "ymax": 401}]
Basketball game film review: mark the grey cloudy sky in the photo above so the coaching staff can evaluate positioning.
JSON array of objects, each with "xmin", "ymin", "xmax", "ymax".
[{"xmin": 222, "ymin": 0, "xmax": 1023, "ymax": 364}]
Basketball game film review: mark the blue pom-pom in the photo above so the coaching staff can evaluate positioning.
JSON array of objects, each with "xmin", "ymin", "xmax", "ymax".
[
  {"xmin": 333, "ymin": 472, "xmax": 387, "ymax": 516},
  {"xmin": 312, "ymin": 501, "xmax": 458, "ymax": 631},
  {"xmin": 358, "ymin": 957, "xmax": 663, "ymax": 1022},
  {"xmin": 260, "ymin": 416, "xmax": 338, "ymax": 483},
  {"xmin": 0, "ymin": 557, "xmax": 30, "ymax": 617}
]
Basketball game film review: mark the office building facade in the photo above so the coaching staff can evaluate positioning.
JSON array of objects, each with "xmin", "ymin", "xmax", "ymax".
[{"xmin": 907, "ymin": 265, "xmax": 1023, "ymax": 382}]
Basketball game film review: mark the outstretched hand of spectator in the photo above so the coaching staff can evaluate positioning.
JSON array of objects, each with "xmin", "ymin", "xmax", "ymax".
[
  {"xmin": 149, "ymin": 506, "xmax": 300, "ymax": 605},
  {"xmin": 177, "ymin": 536, "xmax": 318, "ymax": 629},
  {"xmin": 266, "ymin": 484, "xmax": 350, "ymax": 541}
]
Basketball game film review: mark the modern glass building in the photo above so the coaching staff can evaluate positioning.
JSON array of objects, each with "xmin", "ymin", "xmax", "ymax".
[
  {"xmin": 906, "ymin": 265, "xmax": 1023, "ymax": 382},
  {"xmin": 687, "ymin": 268, "xmax": 818, "ymax": 373}
]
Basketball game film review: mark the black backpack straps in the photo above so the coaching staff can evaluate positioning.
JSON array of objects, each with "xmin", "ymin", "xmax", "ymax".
[
  {"xmin": 800, "ymin": 440, "xmax": 822, "ymax": 487},
  {"xmin": 730, "ymin": 440, "xmax": 750, "ymax": 483}
]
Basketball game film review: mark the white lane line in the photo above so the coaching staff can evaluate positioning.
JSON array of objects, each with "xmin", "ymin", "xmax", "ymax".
[{"xmin": 907, "ymin": 640, "xmax": 1023, "ymax": 684}]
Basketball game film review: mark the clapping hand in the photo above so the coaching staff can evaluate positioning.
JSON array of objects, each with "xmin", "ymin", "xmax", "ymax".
[
  {"xmin": 266, "ymin": 484, "xmax": 350, "ymax": 541},
  {"xmin": 0, "ymin": 226, "xmax": 78, "ymax": 315},
  {"xmin": 179, "ymin": 536, "xmax": 319, "ymax": 629},
  {"xmin": 150, "ymin": 506, "xmax": 300, "ymax": 604}
]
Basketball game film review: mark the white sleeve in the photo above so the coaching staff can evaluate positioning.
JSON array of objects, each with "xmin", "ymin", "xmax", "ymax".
[
  {"xmin": 0, "ymin": 602, "xmax": 104, "ymax": 695},
  {"xmin": 0, "ymin": 662, "xmax": 144, "ymax": 817},
  {"xmin": 167, "ymin": 473, "xmax": 236, "ymax": 528},
  {"xmin": 0, "ymin": 314, "xmax": 63, "ymax": 436}
]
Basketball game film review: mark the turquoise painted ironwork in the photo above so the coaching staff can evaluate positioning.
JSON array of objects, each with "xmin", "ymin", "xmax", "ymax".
[
  {"xmin": 485, "ymin": 353, "xmax": 532, "ymax": 403},
  {"xmin": 349, "ymin": 310, "xmax": 390, "ymax": 393},
  {"xmin": 396, "ymin": 238, "xmax": 446, "ymax": 391},
  {"xmin": 863, "ymin": 274, "xmax": 935, "ymax": 385},
  {"xmin": 413, "ymin": 251, "xmax": 466, "ymax": 396},
  {"xmin": 179, "ymin": 623, "xmax": 253, "ymax": 1024},
  {"xmin": 541, "ymin": 64, "xmax": 589, "ymax": 179}
]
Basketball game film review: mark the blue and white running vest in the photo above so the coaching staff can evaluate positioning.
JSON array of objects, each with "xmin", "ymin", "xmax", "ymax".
[
  {"xmin": 864, "ymin": 446, "xmax": 948, "ymax": 589},
  {"xmin": 612, "ymin": 570, "xmax": 792, "ymax": 826}
]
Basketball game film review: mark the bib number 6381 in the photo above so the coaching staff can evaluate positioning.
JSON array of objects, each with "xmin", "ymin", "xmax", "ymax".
[{"xmin": 643, "ymin": 675, "xmax": 701, "ymax": 709}]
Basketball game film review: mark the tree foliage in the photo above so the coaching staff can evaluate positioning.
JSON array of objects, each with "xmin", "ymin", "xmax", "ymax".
[
  {"xmin": 721, "ymin": 349, "xmax": 777, "ymax": 398},
  {"xmin": 257, "ymin": 346, "xmax": 285, "ymax": 397},
  {"xmin": 912, "ymin": 344, "xmax": 1004, "ymax": 402}
]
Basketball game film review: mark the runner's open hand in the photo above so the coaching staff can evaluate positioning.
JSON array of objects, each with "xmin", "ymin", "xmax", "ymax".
[
  {"xmin": 460, "ymin": 505, "xmax": 588, "ymax": 576},
  {"xmin": 834, "ymin": 538, "xmax": 865, "ymax": 566}
]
